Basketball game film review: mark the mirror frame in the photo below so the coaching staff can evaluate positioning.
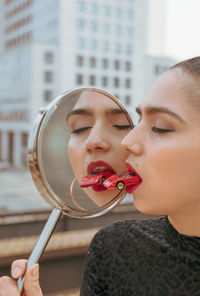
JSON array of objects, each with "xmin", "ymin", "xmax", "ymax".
[{"xmin": 28, "ymin": 88, "xmax": 134, "ymax": 218}]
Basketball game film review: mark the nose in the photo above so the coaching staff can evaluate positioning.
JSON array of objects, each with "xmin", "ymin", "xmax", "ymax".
[
  {"xmin": 121, "ymin": 126, "xmax": 143, "ymax": 156},
  {"xmin": 86, "ymin": 124, "xmax": 110, "ymax": 153}
]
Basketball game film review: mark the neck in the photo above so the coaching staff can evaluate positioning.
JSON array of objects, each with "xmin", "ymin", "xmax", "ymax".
[{"xmin": 168, "ymin": 212, "xmax": 200, "ymax": 237}]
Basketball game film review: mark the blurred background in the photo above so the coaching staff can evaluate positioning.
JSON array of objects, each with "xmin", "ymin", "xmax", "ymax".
[{"xmin": 0, "ymin": 0, "xmax": 199, "ymax": 295}]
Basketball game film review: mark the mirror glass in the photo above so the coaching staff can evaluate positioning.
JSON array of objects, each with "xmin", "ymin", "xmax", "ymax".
[{"xmin": 29, "ymin": 88, "xmax": 133, "ymax": 218}]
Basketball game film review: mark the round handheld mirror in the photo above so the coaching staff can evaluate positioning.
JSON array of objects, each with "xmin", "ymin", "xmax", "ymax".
[{"xmin": 18, "ymin": 88, "xmax": 133, "ymax": 293}]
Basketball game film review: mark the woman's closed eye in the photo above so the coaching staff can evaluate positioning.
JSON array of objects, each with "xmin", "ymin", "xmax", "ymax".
[
  {"xmin": 71, "ymin": 126, "xmax": 92, "ymax": 134},
  {"xmin": 151, "ymin": 126, "xmax": 174, "ymax": 133}
]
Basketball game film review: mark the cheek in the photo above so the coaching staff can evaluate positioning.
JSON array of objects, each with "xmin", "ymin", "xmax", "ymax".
[{"xmin": 68, "ymin": 141, "xmax": 84, "ymax": 181}]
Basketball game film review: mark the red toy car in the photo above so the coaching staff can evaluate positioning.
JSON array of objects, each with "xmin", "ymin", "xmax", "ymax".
[
  {"xmin": 103, "ymin": 170, "xmax": 142, "ymax": 193},
  {"xmin": 80, "ymin": 169, "xmax": 114, "ymax": 188}
]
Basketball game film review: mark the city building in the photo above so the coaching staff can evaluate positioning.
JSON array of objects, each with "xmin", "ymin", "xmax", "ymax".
[{"xmin": 0, "ymin": 0, "xmax": 149, "ymax": 168}]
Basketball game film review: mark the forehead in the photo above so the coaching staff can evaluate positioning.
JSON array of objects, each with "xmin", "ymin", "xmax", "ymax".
[{"xmin": 73, "ymin": 91, "xmax": 120, "ymax": 110}]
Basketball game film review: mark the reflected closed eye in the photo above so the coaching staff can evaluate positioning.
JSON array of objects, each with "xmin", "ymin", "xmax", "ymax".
[
  {"xmin": 113, "ymin": 124, "xmax": 131, "ymax": 130},
  {"xmin": 151, "ymin": 127, "xmax": 174, "ymax": 133},
  {"xmin": 71, "ymin": 127, "xmax": 91, "ymax": 134}
]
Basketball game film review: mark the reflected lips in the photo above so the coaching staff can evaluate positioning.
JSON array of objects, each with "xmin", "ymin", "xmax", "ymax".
[{"xmin": 80, "ymin": 161, "xmax": 115, "ymax": 192}]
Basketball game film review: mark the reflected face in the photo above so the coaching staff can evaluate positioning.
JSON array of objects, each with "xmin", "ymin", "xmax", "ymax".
[
  {"xmin": 67, "ymin": 91, "xmax": 131, "ymax": 206},
  {"xmin": 122, "ymin": 68, "xmax": 200, "ymax": 217}
]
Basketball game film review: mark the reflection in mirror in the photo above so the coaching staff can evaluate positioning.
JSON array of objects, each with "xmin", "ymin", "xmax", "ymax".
[
  {"xmin": 67, "ymin": 90, "xmax": 132, "ymax": 206},
  {"xmin": 32, "ymin": 88, "xmax": 134, "ymax": 216}
]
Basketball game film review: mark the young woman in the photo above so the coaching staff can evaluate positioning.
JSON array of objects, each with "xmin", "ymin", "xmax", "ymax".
[{"xmin": 1, "ymin": 57, "xmax": 200, "ymax": 295}]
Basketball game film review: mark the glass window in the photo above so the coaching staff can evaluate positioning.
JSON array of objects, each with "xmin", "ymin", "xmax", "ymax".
[
  {"xmin": 76, "ymin": 74, "xmax": 83, "ymax": 84},
  {"xmin": 115, "ymin": 7, "xmax": 121, "ymax": 18},
  {"xmin": 90, "ymin": 2, "xmax": 98, "ymax": 14},
  {"xmin": 76, "ymin": 37, "xmax": 84, "ymax": 49},
  {"xmin": 89, "ymin": 39, "xmax": 97, "ymax": 50},
  {"xmin": 89, "ymin": 57, "xmax": 96, "ymax": 68},
  {"xmin": 76, "ymin": 19, "xmax": 85, "ymax": 30},
  {"xmin": 115, "ymin": 24, "xmax": 121, "ymax": 35},
  {"xmin": 114, "ymin": 42, "xmax": 121, "ymax": 53},
  {"xmin": 114, "ymin": 77, "xmax": 120, "ymax": 87},
  {"xmin": 125, "ymin": 78, "xmax": 131, "ymax": 88},
  {"xmin": 44, "ymin": 52, "xmax": 54, "ymax": 64},
  {"xmin": 102, "ymin": 58, "xmax": 108, "ymax": 69},
  {"xmin": 102, "ymin": 5, "xmax": 110, "ymax": 17},
  {"xmin": 102, "ymin": 23, "xmax": 109, "ymax": 34},
  {"xmin": 90, "ymin": 21, "xmax": 97, "ymax": 32},
  {"xmin": 89, "ymin": 75, "xmax": 96, "ymax": 85},
  {"xmin": 125, "ymin": 61, "xmax": 131, "ymax": 71},
  {"xmin": 44, "ymin": 90, "xmax": 52, "ymax": 102},
  {"xmin": 125, "ymin": 95, "xmax": 131, "ymax": 105},
  {"xmin": 102, "ymin": 76, "xmax": 108, "ymax": 87},
  {"xmin": 127, "ymin": 10, "xmax": 133, "ymax": 20},
  {"xmin": 44, "ymin": 71, "xmax": 53, "ymax": 83},
  {"xmin": 76, "ymin": 0, "xmax": 85, "ymax": 12},
  {"xmin": 114, "ymin": 60, "xmax": 120, "ymax": 70},
  {"xmin": 76, "ymin": 55, "xmax": 84, "ymax": 66},
  {"xmin": 126, "ymin": 26, "xmax": 133, "ymax": 37},
  {"xmin": 102, "ymin": 40, "xmax": 109, "ymax": 52},
  {"xmin": 126, "ymin": 43, "xmax": 132, "ymax": 54}
]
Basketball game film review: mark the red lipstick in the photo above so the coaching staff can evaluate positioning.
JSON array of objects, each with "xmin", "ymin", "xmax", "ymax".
[{"xmin": 87, "ymin": 161, "xmax": 116, "ymax": 174}]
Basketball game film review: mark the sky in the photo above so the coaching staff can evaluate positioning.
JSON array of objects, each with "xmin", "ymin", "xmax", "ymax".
[{"xmin": 149, "ymin": 0, "xmax": 200, "ymax": 61}]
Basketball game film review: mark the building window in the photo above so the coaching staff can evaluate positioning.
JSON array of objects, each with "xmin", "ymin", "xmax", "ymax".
[
  {"xmin": 102, "ymin": 40, "xmax": 109, "ymax": 52},
  {"xmin": 114, "ymin": 42, "xmax": 121, "ymax": 53},
  {"xmin": 102, "ymin": 76, "xmax": 108, "ymax": 87},
  {"xmin": 44, "ymin": 90, "xmax": 52, "ymax": 102},
  {"xmin": 126, "ymin": 26, "xmax": 133, "ymax": 37},
  {"xmin": 114, "ymin": 60, "xmax": 120, "ymax": 70},
  {"xmin": 90, "ymin": 21, "xmax": 97, "ymax": 32},
  {"xmin": 126, "ymin": 43, "xmax": 132, "ymax": 54},
  {"xmin": 115, "ymin": 24, "xmax": 121, "ymax": 36},
  {"xmin": 89, "ymin": 39, "xmax": 97, "ymax": 50},
  {"xmin": 127, "ymin": 10, "xmax": 133, "ymax": 20},
  {"xmin": 125, "ymin": 61, "xmax": 131, "ymax": 71},
  {"xmin": 102, "ymin": 58, "xmax": 108, "ymax": 69},
  {"xmin": 89, "ymin": 57, "xmax": 96, "ymax": 68},
  {"xmin": 76, "ymin": 0, "xmax": 85, "ymax": 12},
  {"xmin": 44, "ymin": 52, "xmax": 54, "ymax": 64},
  {"xmin": 44, "ymin": 71, "xmax": 53, "ymax": 83},
  {"xmin": 76, "ymin": 74, "xmax": 83, "ymax": 85},
  {"xmin": 125, "ymin": 95, "xmax": 131, "ymax": 105},
  {"xmin": 76, "ymin": 55, "xmax": 84, "ymax": 66},
  {"xmin": 102, "ymin": 5, "xmax": 110, "ymax": 16},
  {"xmin": 89, "ymin": 75, "xmax": 96, "ymax": 85},
  {"xmin": 114, "ymin": 77, "xmax": 120, "ymax": 87},
  {"xmin": 76, "ymin": 18, "xmax": 85, "ymax": 30},
  {"xmin": 76, "ymin": 37, "xmax": 84, "ymax": 49},
  {"xmin": 21, "ymin": 132, "xmax": 28, "ymax": 147},
  {"xmin": 102, "ymin": 23, "xmax": 109, "ymax": 34},
  {"xmin": 90, "ymin": 2, "xmax": 98, "ymax": 14},
  {"xmin": 125, "ymin": 78, "xmax": 131, "ymax": 88},
  {"xmin": 115, "ymin": 7, "xmax": 121, "ymax": 18}
]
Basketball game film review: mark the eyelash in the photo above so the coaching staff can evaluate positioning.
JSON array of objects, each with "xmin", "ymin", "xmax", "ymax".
[
  {"xmin": 72, "ymin": 124, "xmax": 131, "ymax": 134},
  {"xmin": 151, "ymin": 127, "xmax": 174, "ymax": 133}
]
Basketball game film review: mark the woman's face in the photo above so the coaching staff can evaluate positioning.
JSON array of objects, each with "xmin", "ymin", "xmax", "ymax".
[
  {"xmin": 67, "ymin": 91, "xmax": 131, "ymax": 206},
  {"xmin": 122, "ymin": 68, "xmax": 200, "ymax": 217}
]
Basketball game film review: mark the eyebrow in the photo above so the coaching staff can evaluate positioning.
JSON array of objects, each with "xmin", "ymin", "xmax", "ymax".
[
  {"xmin": 135, "ymin": 105, "xmax": 185, "ymax": 123},
  {"xmin": 66, "ymin": 107, "xmax": 124, "ymax": 121}
]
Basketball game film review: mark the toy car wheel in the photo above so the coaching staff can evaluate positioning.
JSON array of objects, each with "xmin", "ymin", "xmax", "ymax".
[
  {"xmin": 116, "ymin": 181, "xmax": 125, "ymax": 190},
  {"xmin": 101, "ymin": 176, "xmax": 106, "ymax": 183}
]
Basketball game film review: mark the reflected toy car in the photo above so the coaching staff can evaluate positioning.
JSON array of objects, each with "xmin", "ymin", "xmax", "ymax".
[
  {"xmin": 80, "ymin": 169, "xmax": 115, "ymax": 188},
  {"xmin": 103, "ymin": 170, "xmax": 142, "ymax": 193}
]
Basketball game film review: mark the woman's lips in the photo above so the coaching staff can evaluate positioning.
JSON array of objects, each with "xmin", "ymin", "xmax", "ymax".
[
  {"xmin": 125, "ymin": 162, "xmax": 141, "ymax": 178},
  {"xmin": 87, "ymin": 161, "xmax": 116, "ymax": 174}
]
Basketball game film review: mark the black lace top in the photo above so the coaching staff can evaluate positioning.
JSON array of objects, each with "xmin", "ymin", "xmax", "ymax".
[{"xmin": 80, "ymin": 216, "xmax": 200, "ymax": 296}]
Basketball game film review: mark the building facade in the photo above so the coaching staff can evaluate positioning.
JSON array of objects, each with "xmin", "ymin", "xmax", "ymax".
[{"xmin": 0, "ymin": 0, "xmax": 148, "ymax": 168}]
